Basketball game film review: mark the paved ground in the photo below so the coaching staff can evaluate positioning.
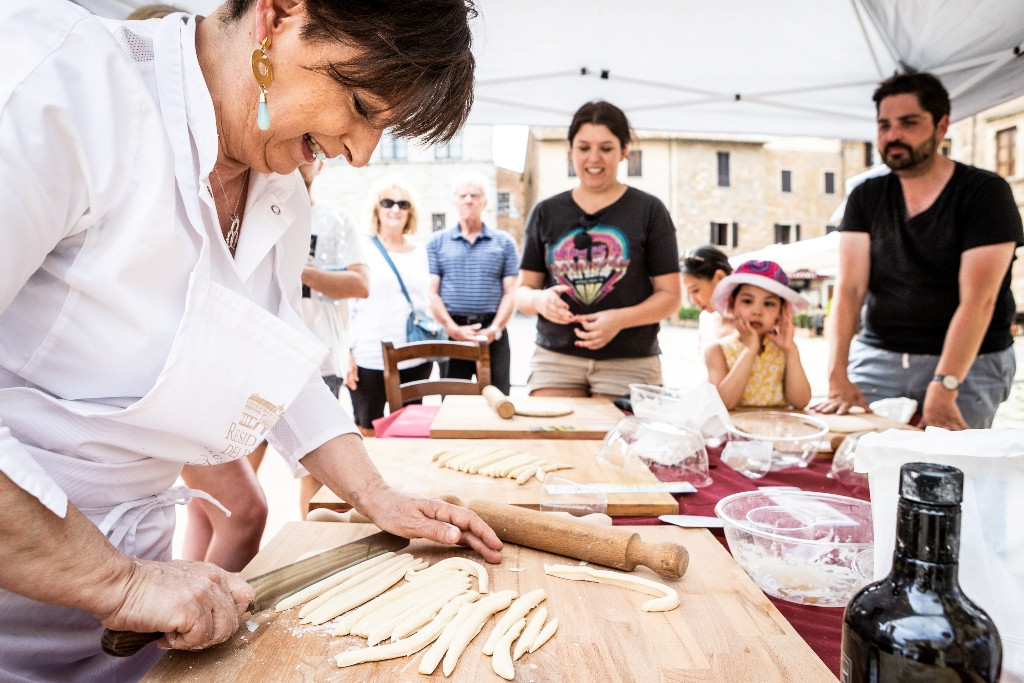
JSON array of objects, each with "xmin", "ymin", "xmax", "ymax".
[{"xmin": 174, "ymin": 314, "xmax": 1024, "ymax": 557}]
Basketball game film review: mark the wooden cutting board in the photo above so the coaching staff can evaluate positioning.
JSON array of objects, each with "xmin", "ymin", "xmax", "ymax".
[
  {"xmin": 309, "ymin": 439, "xmax": 680, "ymax": 517},
  {"xmin": 430, "ymin": 395, "xmax": 624, "ymax": 439},
  {"xmin": 143, "ymin": 523, "xmax": 837, "ymax": 682}
]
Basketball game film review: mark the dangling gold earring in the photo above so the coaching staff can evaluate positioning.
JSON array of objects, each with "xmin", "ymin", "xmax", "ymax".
[{"xmin": 251, "ymin": 36, "xmax": 273, "ymax": 130}]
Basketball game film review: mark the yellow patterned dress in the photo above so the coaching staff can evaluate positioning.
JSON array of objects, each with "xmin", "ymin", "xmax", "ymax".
[{"xmin": 719, "ymin": 336, "xmax": 787, "ymax": 407}]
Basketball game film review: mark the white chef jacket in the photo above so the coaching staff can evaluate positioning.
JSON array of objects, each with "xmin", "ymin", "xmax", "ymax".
[{"xmin": 0, "ymin": 2, "xmax": 357, "ymax": 517}]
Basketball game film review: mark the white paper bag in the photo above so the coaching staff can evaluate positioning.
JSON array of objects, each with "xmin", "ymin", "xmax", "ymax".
[{"xmin": 855, "ymin": 428, "xmax": 1024, "ymax": 681}]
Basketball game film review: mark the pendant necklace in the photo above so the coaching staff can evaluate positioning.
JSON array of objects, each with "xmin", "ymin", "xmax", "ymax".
[{"xmin": 213, "ymin": 167, "xmax": 250, "ymax": 254}]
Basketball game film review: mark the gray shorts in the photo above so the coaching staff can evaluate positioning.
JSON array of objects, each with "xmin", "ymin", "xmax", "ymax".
[{"xmin": 848, "ymin": 338, "xmax": 1016, "ymax": 429}]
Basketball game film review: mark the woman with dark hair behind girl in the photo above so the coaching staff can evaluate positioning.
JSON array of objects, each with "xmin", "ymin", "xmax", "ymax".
[{"xmin": 681, "ymin": 245, "xmax": 735, "ymax": 352}]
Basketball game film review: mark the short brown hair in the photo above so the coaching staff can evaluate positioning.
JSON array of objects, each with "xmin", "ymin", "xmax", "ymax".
[
  {"xmin": 568, "ymin": 100, "xmax": 632, "ymax": 148},
  {"xmin": 225, "ymin": 0, "xmax": 476, "ymax": 144},
  {"xmin": 873, "ymin": 72, "xmax": 950, "ymax": 126}
]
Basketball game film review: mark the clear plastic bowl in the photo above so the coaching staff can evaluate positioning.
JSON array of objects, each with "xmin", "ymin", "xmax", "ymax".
[
  {"xmin": 715, "ymin": 490, "xmax": 873, "ymax": 607},
  {"xmin": 629, "ymin": 383, "xmax": 685, "ymax": 423},
  {"xmin": 726, "ymin": 411, "xmax": 829, "ymax": 471}
]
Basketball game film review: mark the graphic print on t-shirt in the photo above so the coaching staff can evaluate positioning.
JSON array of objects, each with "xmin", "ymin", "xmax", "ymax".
[{"xmin": 549, "ymin": 224, "xmax": 630, "ymax": 306}]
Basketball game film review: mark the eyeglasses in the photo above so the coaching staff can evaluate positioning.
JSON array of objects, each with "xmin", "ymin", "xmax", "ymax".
[
  {"xmin": 379, "ymin": 198, "xmax": 411, "ymax": 210},
  {"xmin": 573, "ymin": 213, "xmax": 601, "ymax": 251}
]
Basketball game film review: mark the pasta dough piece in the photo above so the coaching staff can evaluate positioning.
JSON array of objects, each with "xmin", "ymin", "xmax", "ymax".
[
  {"xmin": 528, "ymin": 617, "xmax": 558, "ymax": 653},
  {"xmin": 303, "ymin": 558, "xmax": 427, "ymax": 626},
  {"xmin": 334, "ymin": 590, "xmax": 479, "ymax": 668},
  {"xmin": 442, "ymin": 589, "xmax": 518, "ymax": 677},
  {"xmin": 513, "ymin": 606, "xmax": 547, "ymax": 661},
  {"xmin": 405, "ymin": 556, "xmax": 489, "ymax": 593},
  {"xmin": 491, "ymin": 618, "xmax": 526, "ymax": 681},
  {"xmin": 356, "ymin": 574, "xmax": 468, "ymax": 641},
  {"xmin": 417, "ymin": 601, "xmax": 479, "ymax": 675},
  {"xmin": 365, "ymin": 580, "xmax": 469, "ymax": 646},
  {"xmin": 390, "ymin": 585, "xmax": 473, "ymax": 642},
  {"xmin": 544, "ymin": 564, "xmax": 679, "ymax": 612},
  {"xmin": 333, "ymin": 569, "xmax": 459, "ymax": 636},
  {"xmin": 274, "ymin": 552, "xmax": 396, "ymax": 612},
  {"xmin": 298, "ymin": 554, "xmax": 416, "ymax": 618},
  {"xmin": 482, "ymin": 588, "xmax": 546, "ymax": 655}
]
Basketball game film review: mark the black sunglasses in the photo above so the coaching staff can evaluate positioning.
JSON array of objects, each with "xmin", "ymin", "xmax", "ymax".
[
  {"xmin": 379, "ymin": 198, "xmax": 411, "ymax": 210},
  {"xmin": 573, "ymin": 213, "xmax": 601, "ymax": 251}
]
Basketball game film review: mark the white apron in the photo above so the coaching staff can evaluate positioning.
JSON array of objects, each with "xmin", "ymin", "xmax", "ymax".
[{"xmin": 0, "ymin": 16, "xmax": 323, "ymax": 682}]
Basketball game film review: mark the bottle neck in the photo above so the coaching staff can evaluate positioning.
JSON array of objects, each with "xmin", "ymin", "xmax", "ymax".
[{"xmin": 890, "ymin": 498, "xmax": 961, "ymax": 588}]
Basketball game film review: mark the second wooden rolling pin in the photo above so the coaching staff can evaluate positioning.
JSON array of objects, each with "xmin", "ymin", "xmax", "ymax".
[
  {"xmin": 445, "ymin": 496, "xmax": 688, "ymax": 578},
  {"xmin": 482, "ymin": 384, "xmax": 515, "ymax": 419}
]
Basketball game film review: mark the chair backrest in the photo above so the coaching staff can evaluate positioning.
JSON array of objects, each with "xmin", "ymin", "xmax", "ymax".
[{"xmin": 381, "ymin": 340, "xmax": 491, "ymax": 413}]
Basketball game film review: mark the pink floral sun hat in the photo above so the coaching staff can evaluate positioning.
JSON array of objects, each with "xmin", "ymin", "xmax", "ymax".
[{"xmin": 711, "ymin": 259, "xmax": 809, "ymax": 318}]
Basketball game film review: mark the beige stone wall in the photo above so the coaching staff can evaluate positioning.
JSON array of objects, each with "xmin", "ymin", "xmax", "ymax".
[{"xmin": 524, "ymin": 130, "xmax": 865, "ymax": 260}]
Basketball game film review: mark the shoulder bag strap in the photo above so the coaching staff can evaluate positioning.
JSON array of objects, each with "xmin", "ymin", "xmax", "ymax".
[{"xmin": 372, "ymin": 236, "xmax": 413, "ymax": 306}]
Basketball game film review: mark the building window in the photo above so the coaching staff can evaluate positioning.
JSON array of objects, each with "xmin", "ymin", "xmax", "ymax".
[
  {"xmin": 567, "ymin": 151, "xmax": 577, "ymax": 177},
  {"xmin": 781, "ymin": 170, "xmax": 792, "ymax": 193},
  {"xmin": 996, "ymin": 127, "xmax": 1017, "ymax": 177},
  {"xmin": 774, "ymin": 223, "xmax": 801, "ymax": 244},
  {"xmin": 431, "ymin": 213, "xmax": 446, "ymax": 232},
  {"xmin": 379, "ymin": 131, "xmax": 408, "ymax": 161},
  {"xmin": 717, "ymin": 151, "xmax": 730, "ymax": 187},
  {"xmin": 824, "ymin": 172, "xmax": 835, "ymax": 194},
  {"xmin": 864, "ymin": 142, "xmax": 873, "ymax": 167},
  {"xmin": 497, "ymin": 192, "xmax": 510, "ymax": 216},
  {"xmin": 627, "ymin": 150, "xmax": 642, "ymax": 176},
  {"xmin": 434, "ymin": 132, "xmax": 463, "ymax": 160},
  {"xmin": 826, "ymin": 224, "xmax": 840, "ymax": 234},
  {"xmin": 710, "ymin": 222, "xmax": 728, "ymax": 246}
]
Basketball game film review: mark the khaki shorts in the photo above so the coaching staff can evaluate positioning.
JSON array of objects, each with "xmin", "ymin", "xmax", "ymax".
[{"xmin": 527, "ymin": 346, "xmax": 662, "ymax": 397}]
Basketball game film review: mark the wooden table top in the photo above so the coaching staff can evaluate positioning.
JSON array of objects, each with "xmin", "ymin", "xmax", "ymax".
[
  {"xmin": 310, "ymin": 438, "xmax": 680, "ymax": 517},
  {"xmin": 430, "ymin": 395, "xmax": 625, "ymax": 439},
  {"xmin": 143, "ymin": 522, "xmax": 837, "ymax": 682}
]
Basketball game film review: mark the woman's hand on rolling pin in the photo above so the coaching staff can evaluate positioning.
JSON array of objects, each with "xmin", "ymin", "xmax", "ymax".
[
  {"xmin": 94, "ymin": 558, "xmax": 253, "ymax": 650},
  {"xmin": 533, "ymin": 285, "xmax": 576, "ymax": 325},
  {"xmin": 573, "ymin": 308, "xmax": 625, "ymax": 350},
  {"xmin": 360, "ymin": 488, "xmax": 502, "ymax": 564}
]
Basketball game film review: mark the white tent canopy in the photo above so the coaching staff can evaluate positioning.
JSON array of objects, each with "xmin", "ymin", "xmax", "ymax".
[
  {"xmin": 79, "ymin": 0, "xmax": 1024, "ymax": 140},
  {"xmin": 729, "ymin": 231, "xmax": 842, "ymax": 278}
]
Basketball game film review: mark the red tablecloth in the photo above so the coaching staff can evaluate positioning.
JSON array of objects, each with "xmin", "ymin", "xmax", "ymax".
[
  {"xmin": 614, "ymin": 446, "xmax": 869, "ymax": 679},
  {"xmin": 372, "ymin": 406, "xmax": 866, "ymax": 677}
]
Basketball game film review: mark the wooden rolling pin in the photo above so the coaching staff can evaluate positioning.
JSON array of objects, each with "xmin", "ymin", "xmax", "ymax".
[
  {"xmin": 482, "ymin": 384, "xmax": 515, "ymax": 419},
  {"xmin": 445, "ymin": 496, "xmax": 688, "ymax": 578}
]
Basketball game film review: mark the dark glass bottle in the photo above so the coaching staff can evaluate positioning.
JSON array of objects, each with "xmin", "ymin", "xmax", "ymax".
[{"xmin": 840, "ymin": 462, "xmax": 1001, "ymax": 683}]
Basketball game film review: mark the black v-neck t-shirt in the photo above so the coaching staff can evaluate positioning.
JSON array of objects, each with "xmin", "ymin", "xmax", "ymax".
[{"xmin": 841, "ymin": 162, "xmax": 1022, "ymax": 355}]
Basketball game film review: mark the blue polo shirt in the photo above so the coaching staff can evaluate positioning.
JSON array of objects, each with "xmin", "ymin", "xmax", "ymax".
[{"xmin": 427, "ymin": 224, "xmax": 520, "ymax": 315}]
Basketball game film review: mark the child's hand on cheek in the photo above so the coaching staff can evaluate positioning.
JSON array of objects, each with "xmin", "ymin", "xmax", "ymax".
[
  {"xmin": 734, "ymin": 315, "xmax": 761, "ymax": 352},
  {"xmin": 767, "ymin": 305, "xmax": 795, "ymax": 351}
]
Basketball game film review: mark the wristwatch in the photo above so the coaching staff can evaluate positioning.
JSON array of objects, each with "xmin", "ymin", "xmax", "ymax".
[
  {"xmin": 932, "ymin": 373, "xmax": 961, "ymax": 391},
  {"xmin": 487, "ymin": 325, "xmax": 503, "ymax": 341}
]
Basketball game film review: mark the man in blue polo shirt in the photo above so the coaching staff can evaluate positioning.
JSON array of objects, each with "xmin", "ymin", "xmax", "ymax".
[{"xmin": 427, "ymin": 173, "xmax": 520, "ymax": 394}]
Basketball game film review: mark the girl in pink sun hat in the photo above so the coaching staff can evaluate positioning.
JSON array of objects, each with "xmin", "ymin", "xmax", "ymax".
[{"xmin": 704, "ymin": 260, "xmax": 812, "ymax": 410}]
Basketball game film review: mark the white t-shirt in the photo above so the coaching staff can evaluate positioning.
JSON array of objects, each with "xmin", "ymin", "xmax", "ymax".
[{"xmin": 349, "ymin": 238, "xmax": 431, "ymax": 370}]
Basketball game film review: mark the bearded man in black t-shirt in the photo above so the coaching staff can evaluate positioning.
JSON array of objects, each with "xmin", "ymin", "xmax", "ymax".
[{"xmin": 814, "ymin": 72, "xmax": 1023, "ymax": 429}]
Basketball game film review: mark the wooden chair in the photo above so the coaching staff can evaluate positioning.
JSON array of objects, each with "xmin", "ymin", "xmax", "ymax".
[{"xmin": 381, "ymin": 340, "xmax": 491, "ymax": 413}]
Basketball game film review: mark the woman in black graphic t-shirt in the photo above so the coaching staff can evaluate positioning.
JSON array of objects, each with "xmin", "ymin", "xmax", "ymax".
[{"xmin": 515, "ymin": 100, "xmax": 682, "ymax": 398}]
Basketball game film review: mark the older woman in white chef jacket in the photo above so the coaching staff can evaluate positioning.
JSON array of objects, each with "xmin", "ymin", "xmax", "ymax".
[{"xmin": 0, "ymin": 0, "xmax": 500, "ymax": 679}]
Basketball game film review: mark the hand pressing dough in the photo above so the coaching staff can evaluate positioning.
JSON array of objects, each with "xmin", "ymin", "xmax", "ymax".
[
  {"xmin": 405, "ymin": 556, "xmax": 489, "ymax": 593},
  {"xmin": 442, "ymin": 590, "xmax": 518, "ymax": 677},
  {"xmin": 334, "ymin": 590, "xmax": 479, "ymax": 668},
  {"xmin": 513, "ymin": 606, "xmax": 547, "ymax": 661},
  {"xmin": 544, "ymin": 564, "xmax": 679, "ymax": 612},
  {"xmin": 491, "ymin": 618, "xmax": 527, "ymax": 680},
  {"xmin": 482, "ymin": 588, "xmax": 546, "ymax": 655}
]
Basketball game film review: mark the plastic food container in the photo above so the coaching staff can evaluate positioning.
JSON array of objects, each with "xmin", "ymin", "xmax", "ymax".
[
  {"xmin": 715, "ymin": 490, "xmax": 874, "ymax": 607},
  {"xmin": 629, "ymin": 383, "xmax": 685, "ymax": 423},
  {"xmin": 726, "ymin": 411, "xmax": 829, "ymax": 472}
]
